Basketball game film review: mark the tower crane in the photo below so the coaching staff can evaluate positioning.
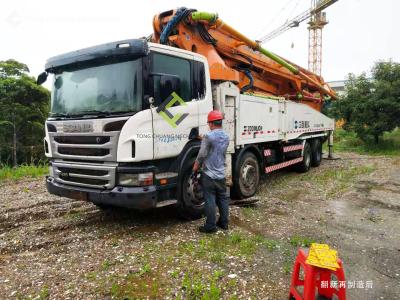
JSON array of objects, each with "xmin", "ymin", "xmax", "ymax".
[{"xmin": 258, "ymin": 0, "xmax": 338, "ymax": 76}]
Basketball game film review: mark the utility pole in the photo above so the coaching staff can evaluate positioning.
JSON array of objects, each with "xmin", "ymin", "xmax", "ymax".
[{"xmin": 12, "ymin": 113, "xmax": 17, "ymax": 167}]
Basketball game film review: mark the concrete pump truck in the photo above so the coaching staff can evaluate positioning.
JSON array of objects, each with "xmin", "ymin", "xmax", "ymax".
[{"xmin": 38, "ymin": 8, "xmax": 336, "ymax": 219}]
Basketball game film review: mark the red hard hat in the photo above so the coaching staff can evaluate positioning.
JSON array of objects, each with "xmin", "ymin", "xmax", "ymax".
[{"xmin": 207, "ymin": 110, "xmax": 223, "ymax": 122}]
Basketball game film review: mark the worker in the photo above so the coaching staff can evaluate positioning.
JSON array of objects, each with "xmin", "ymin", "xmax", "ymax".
[{"xmin": 193, "ymin": 110, "xmax": 230, "ymax": 233}]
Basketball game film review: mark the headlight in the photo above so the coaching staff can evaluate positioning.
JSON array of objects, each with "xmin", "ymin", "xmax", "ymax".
[{"xmin": 118, "ymin": 172, "xmax": 153, "ymax": 186}]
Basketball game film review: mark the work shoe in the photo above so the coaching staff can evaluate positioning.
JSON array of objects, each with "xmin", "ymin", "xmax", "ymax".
[
  {"xmin": 216, "ymin": 221, "xmax": 229, "ymax": 230},
  {"xmin": 198, "ymin": 226, "xmax": 217, "ymax": 234}
]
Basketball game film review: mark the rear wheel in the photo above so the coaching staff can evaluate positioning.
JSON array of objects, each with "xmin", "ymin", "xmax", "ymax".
[
  {"xmin": 232, "ymin": 152, "xmax": 260, "ymax": 199},
  {"xmin": 176, "ymin": 156, "xmax": 204, "ymax": 220},
  {"xmin": 311, "ymin": 138, "xmax": 322, "ymax": 167},
  {"xmin": 295, "ymin": 142, "xmax": 311, "ymax": 173}
]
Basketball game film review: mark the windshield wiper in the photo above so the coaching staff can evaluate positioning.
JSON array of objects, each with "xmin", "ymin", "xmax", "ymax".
[
  {"xmin": 50, "ymin": 110, "xmax": 135, "ymax": 119},
  {"xmin": 109, "ymin": 110, "xmax": 136, "ymax": 116},
  {"xmin": 69, "ymin": 110, "xmax": 136, "ymax": 118},
  {"xmin": 70, "ymin": 110, "xmax": 111, "ymax": 117},
  {"xmin": 50, "ymin": 112, "xmax": 72, "ymax": 118}
]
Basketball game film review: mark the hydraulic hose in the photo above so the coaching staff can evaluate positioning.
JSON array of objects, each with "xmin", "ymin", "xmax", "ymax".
[
  {"xmin": 191, "ymin": 11, "xmax": 298, "ymax": 74},
  {"xmin": 240, "ymin": 70, "xmax": 254, "ymax": 93},
  {"xmin": 191, "ymin": 11, "xmax": 336, "ymax": 99},
  {"xmin": 160, "ymin": 7, "xmax": 193, "ymax": 44}
]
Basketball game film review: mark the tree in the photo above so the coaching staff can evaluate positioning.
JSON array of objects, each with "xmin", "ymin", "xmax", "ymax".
[
  {"xmin": 0, "ymin": 59, "xmax": 29, "ymax": 78},
  {"xmin": 332, "ymin": 61, "xmax": 400, "ymax": 144},
  {"xmin": 0, "ymin": 59, "xmax": 50, "ymax": 166}
]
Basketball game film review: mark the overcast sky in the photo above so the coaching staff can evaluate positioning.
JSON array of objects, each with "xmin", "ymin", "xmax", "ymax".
[{"xmin": 1, "ymin": 0, "xmax": 398, "ymax": 85}]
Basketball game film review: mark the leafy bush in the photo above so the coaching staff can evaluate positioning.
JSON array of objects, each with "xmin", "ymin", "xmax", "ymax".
[
  {"xmin": 332, "ymin": 128, "xmax": 400, "ymax": 156},
  {"xmin": 332, "ymin": 61, "xmax": 400, "ymax": 144}
]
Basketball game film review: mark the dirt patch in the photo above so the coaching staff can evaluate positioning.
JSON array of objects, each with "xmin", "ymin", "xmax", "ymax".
[{"xmin": 0, "ymin": 152, "xmax": 399, "ymax": 299}]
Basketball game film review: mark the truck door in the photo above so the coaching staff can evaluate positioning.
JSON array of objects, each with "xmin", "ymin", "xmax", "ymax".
[{"xmin": 150, "ymin": 52, "xmax": 200, "ymax": 159}]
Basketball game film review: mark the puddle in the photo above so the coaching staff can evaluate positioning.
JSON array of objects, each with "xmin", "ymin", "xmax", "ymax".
[
  {"xmin": 357, "ymin": 180, "xmax": 400, "ymax": 195},
  {"xmin": 329, "ymin": 200, "xmax": 349, "ymax": 216}
]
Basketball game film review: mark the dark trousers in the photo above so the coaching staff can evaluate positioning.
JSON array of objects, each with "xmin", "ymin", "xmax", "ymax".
[{"xmin": 202, "ymin": 173, "xmax": 229, "ymax": 230}]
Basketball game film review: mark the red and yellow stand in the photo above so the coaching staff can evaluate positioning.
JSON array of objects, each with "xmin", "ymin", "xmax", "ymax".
[{"xmin": 289, "ymin": 247, "xmax": 346, "ymax": 300}]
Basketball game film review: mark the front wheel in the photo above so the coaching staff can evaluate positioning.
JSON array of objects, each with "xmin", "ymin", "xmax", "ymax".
[
  {"xmin": 232, "ymin": 152, "xmax": 260, "ymax": 199},
  {"xmin": 176, "ymin": 157, "xmax": 204, "ymax": 220}
]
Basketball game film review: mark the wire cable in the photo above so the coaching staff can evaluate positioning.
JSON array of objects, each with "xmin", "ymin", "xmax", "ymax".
[{"xmin": 254, "ymin": 0, "xmax": 297, "ymax": 38}]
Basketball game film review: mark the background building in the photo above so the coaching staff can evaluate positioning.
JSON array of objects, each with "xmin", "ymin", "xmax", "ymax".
[{"xmin": 327, "ymin": 80, "xmax": 346, "ymax": 96}]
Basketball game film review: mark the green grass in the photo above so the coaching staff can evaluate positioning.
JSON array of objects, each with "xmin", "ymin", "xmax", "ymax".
[
  {"xmin": 79, "ymin": 233, "xmax": 288, "ymax": 298},
  {"xmin": 265, "ymin": 160, "xmax": 375, "ymax": 200},
  {"xmin": 180, "ymin": 270, "xmax": 223, "ymax": 300},
  {"xmin": 178, "ymin": 231, "xmax": 280, "ymax": 266},
  {"xmin": 38, "ymin": 286, "xmax": 50, "ymax": 300},
  {"xmin": 85, "ymin": 271, "xmax": 98, "ymax": 281},
  {"xmin": 300, "ymin": 164, "xmax": 375, "ymax": 186},
  {"xmin": 138, "ymin": 263, "xmax": 152, "ymax": 276},
  {"xmin": 330, "ymin": 128, "xmax": 400, "ymax": 156},
  {"xmin": 289, "ymin": 235, "xmax": 315, "ymax": 248},
  {"xmin": 0, "ymin": 164, "xmax": 48, "ymax": 181},
  {"xmin": 64, "ymin": 210, "xmax": 84, "ymax": 221},
  {"xmin": 101, "ymin": 259, "xmax": 117, "ymax": 271},
  {"xmin": 109, "ymin": 272, "xmax": 160, "ymax": 299},
  {"xmin": 298, "ymin": 164, "xmax": 375, "ymax": 198},
  {"xmin": 106, "ymin": 261, "xmax": 160, "ymax": 299}
]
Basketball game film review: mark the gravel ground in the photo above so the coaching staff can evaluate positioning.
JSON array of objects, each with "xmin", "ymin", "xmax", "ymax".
[{"xmin": 0, "ymin": 152, "xmax": 399, "ymax": 299}]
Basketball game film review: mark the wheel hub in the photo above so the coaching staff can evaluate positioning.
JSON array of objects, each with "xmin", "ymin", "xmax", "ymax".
[
  {"xmin": 186, "ymin": 174, "xmax": 204, "ymax": 206},
  {"xmin": 242, "ymin": 163, "xmax": 256, "ymax": 188}
]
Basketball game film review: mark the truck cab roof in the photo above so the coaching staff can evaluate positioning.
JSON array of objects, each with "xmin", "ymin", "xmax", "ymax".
[{"xmin": 45, "ymin": 39, "xmax": 206, "ymax": 73}]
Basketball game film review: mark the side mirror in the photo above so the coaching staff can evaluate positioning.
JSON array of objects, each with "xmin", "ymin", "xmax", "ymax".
[
  {"xmin": 143, "ymin": 95, "xmax": 155, "ymax": 107},
  {"xmin": 37, "ymin": 72, "xmax": 48, "ymax": 85},
  {"xmin": 159, "ymin": 74, "xmax": 181, "ymax": 103}
]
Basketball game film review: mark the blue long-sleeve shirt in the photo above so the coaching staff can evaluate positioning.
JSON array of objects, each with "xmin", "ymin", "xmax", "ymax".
[{"xmin": 196, "ymin": 128, "xmax": 229, "ymax": 179}]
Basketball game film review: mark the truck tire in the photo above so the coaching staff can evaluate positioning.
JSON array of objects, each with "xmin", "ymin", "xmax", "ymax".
[
  {"xmin": 295, "ymin": 142, "xmax": 311, "ymax": 173},
  {"xmin": 311, "ymin": 138, "xmax": 322, "ymax": 167},
  {"xmin": 176, "ymin": 156, "xmax": 204, "ymax": 220},
  {"xmin": 232, "ymin": 152, "xmax": 260, "ymax": 199}
]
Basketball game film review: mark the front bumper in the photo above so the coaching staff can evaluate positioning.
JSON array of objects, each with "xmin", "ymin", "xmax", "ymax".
[{"xmin": 46, "ymin": 176, "xmax": 159, "ymax": 209}]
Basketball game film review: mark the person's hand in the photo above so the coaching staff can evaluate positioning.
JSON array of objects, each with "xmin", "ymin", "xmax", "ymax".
[{"xmin": 192, "ymin": 160, "xmax": 200, "ymax": 172}]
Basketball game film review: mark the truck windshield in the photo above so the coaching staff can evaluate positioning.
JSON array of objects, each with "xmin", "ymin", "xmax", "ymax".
[{"xmin": 50, "ymin": 59, "xmax": 142, "ymax": 117}]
